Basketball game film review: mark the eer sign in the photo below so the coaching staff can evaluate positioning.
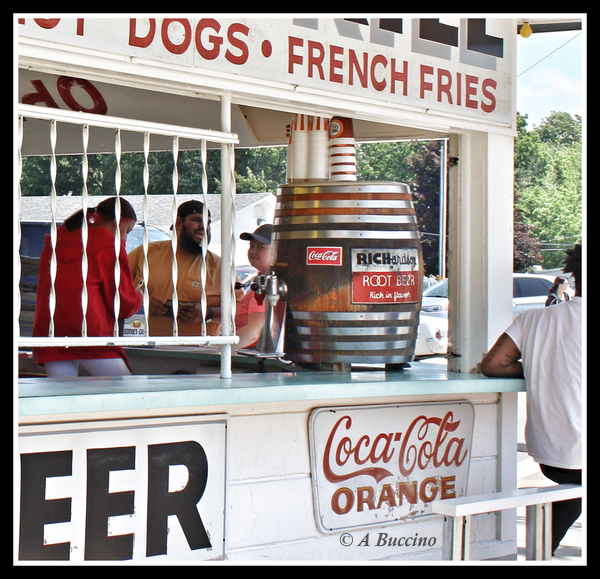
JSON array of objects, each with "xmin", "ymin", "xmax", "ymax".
[{"xmin": 18, "ymin": 415, "xmax": 228, "ymax": 562}]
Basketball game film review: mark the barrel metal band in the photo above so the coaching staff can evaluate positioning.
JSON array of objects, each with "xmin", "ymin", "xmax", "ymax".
[
  {"xmin": 273, "ymin": 230, "xmax": 421, "ymax": 240},
  {"xmin": 291, "ymin": 326, "xmax": 416, "ymax": 336},
  {"xmin": 291, "ymin": 339, "xmax": 412, "ymax": 351},
  {"xmin": 274, "ymin": 215, "xmax": 417, "ymax": 225},
  {"xmin": 292, "ymin": 353, "xmax": 414, "ymax": 364},
  {"xmin": 277, "ymin": 200, "xmax": 413, "ymax": 209},
  {"xmin": 278, "ymin": 183, "xmax": 411, "ymax": 195},
  {"xmin": 290, "ymin": 310, "xmax": 418, "ymax": 320}
]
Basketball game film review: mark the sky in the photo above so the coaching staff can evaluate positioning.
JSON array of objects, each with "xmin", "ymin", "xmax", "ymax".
[{"xmin": 515, "ymin": 27, "xmax": 584, "ymax": 129}]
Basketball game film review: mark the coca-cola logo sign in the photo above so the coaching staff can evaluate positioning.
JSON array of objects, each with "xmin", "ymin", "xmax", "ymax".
[
  {"xmin": 309, "ymin": 402, "xmax": 474, "ymax": 533},
  {"xmin": 307, "ymin": 246, "xmax": 343, "ymax": 266}
]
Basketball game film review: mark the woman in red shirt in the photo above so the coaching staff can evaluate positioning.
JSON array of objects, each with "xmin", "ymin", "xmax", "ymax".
[{"xmin": 33, "ymin": 197, "xmax": 143, "ymax": 377}]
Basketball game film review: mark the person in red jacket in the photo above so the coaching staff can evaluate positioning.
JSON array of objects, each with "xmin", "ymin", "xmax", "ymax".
[{"xmin": 33, "ymin": 197, "xmax": 143, "ymax": 377}]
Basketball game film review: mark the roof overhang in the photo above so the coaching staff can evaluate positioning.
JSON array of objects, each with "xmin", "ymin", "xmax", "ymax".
[{"xmin": 516, "ymin": 17, "xmax": 582, "ymax": 34}]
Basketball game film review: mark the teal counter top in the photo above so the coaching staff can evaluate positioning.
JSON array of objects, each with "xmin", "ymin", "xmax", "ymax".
[{"xmin": 18, "ymin": 361, "xmax": 525, "ymax": 420}]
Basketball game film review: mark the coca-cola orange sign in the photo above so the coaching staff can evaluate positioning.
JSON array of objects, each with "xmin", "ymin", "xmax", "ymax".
[{"xmin": 309, "ymin": 402, "xmax": 474, "ymax": 533}]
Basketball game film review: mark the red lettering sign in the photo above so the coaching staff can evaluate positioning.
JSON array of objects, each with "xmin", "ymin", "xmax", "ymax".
[
  {"xmin": 420, "ymin": 64, "xmax": 497, "ymax": 113},
  {"xmin": 352, "ymin": 271, "xmax": 419, "ymax": 304},
  {"xmin": 19, "ymin": 18, "xmax": 505, "ymax": 117},
  {"xmin": 22, "ymin": 76, "xmax": 107, "ymax": 115},
  {"xmin": 322, "ymin": 411, "xmax": 469, "ymax": 485},
  {"xmin": 351, "ymin": 247, "xmax": 419, "ymax": 303},
  {"xmin": 127, "ymin": 18, "xmax": 250, "ymax": 65},
  {"xmin": 306, "ymin": 247, "xmax": 343, "ymax": 266}
]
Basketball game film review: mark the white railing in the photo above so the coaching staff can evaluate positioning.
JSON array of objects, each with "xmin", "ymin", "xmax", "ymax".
[
  {"xmin": 431, "ymin": 484, "xmax": 582, "ymax": 561},
  {"xmin": 17, "ymin": 103, "xmax": 240, "ymax": 376}
]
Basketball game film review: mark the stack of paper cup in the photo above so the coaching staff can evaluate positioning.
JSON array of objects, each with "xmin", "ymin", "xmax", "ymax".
[
  {"xmin": 329, "ymin": 117, "xmax": 357, "ymax": 181},
  {"xmin": 287, "ymin": 114, "xmax": 331, "ymax": 182},
  {"xmin": 308, "ymin": 116, "xmax": 330, "ymax": 182},
  {"xmin": 286, "ymin": 114, "xmax": 309, "ymax": 182}
]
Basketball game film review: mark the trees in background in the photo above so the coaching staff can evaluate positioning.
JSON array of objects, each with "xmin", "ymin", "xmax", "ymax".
[
  {"xmin": 20, "ymin": 146, "xmax": 288, "ymax": 198},
  {"xmin": 356, "ymin": 140, "xmax": 443, "ymax": 276},
  {"xmin": 514, "ymin": 111, "xmax": 582, "ymax": 270}
]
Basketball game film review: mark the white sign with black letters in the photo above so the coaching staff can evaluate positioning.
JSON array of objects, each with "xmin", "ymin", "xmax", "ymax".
[{"xmin": 18, "ymin": 415, "xmax": 228, "ymax": 562}]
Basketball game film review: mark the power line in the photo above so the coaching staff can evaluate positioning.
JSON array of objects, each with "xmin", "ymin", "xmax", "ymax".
[{"xmin": 517, "ymin": 32, "xmax": 582, "ymax": 78}]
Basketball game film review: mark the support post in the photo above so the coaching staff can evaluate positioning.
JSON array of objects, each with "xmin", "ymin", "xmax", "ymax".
[
  {"xmin": 438, "ymin": 138, "xmax": 448, "ymax": 279},
  {"xmin": 220, "ymin": 93, "xmax": 233, "ymax": 379},
  {"xmin": 442, "ymin": 514, "xmax": 471, "ymax": 560},
  {"xmin": 447, "ymin": 131, "xmax": 514, "ymax": 373},
  {"xmin": 497, "ymin": 392, "xmax": 518, "ymax": 551},
  {"xmin": 526, "ymin": 502, "xmax": 553, "ymax": 560}
]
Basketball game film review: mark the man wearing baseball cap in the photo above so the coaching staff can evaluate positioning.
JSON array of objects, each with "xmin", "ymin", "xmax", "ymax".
[
  {"xmin": 235, "ymin": 223, "xmax": 273, "ymax": 349},
  {"xmin": 129, "ymin": 200, "xmax": 243, "ymax": 336}
]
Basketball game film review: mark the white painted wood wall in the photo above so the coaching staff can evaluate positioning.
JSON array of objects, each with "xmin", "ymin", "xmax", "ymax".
[{"xmin": 224, "ymin": 392, "xmax": 517, "ymax": 561}]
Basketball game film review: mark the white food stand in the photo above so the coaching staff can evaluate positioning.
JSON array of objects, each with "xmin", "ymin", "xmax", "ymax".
[{"xmin": 16, "ymin": 15, "xmax": 547, "ymax": 562}]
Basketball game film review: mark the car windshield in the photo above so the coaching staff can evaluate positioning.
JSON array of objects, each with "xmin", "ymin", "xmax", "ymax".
[
  {"xmin": 423, "ymin": 279, "xmax": 448, "ymax": 298},
  {"xmin": 514, "ymin": 276, "xmax": 553, "ymax": 298},
  {"xmin": 423, "ymin": 276, "xmax": 555, "ymax": 300}
]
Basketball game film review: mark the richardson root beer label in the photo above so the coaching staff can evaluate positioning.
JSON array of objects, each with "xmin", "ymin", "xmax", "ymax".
[
  {"xmin": 351, "ymin": 248, "xmax": 419, "ymax": 304},
  {"xmin": 307, "ymin": 246, "xmax": 343, "ymax": 266}
]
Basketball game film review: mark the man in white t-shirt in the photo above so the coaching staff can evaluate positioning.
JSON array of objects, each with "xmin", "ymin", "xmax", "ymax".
[{"xmin": 481, "ymin": 244, "xmax": 582, "ymax": 556}]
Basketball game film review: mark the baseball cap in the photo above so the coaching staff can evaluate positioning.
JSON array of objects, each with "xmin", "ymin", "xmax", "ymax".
[
  {"xmin": 240, "ymin": 223, "xmax": 272, "ymax": 244},
  {"xmin": 177, "ymin": 200, "xmax": 211, "ymax": 220}
]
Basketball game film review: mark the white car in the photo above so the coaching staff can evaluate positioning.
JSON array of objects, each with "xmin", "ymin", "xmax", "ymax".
[
  {"xmin": 421, "ymin": 274, "xmax": 575, "ymax": 320},
  {"xmin": 415, "ymin": 313, "xmax": 448, "ymax": 358},
  {"xmin": 125, "ymin": 223, "xmax": 172, "ymax": 253},
  {"xmin": 512, "ymin": 273, "xmax": 575, "ymax": 316},
  {"xmin": 421, "ymin": 279, "xmax": 450, "ymax": 318},
  {"xmin": 415, "ymin": 273, "xmax": 575, "ymax": 359}
]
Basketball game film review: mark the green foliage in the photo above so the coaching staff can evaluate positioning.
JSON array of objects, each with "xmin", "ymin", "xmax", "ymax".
[
  {"xmin": 233, "ymin": 147, "xmax": 287, "ymax": 194},
  {"xmin": 514, "ymin": 111, "xmax": 582, "ymax": 269},
  {"xmin": 20, "ymin": 147, "xmax": 286, "ymax": 198},
  {"xmin": 356, "ymin": 140, "xmax": 445, "ymax": 275},
  {"xmin": 536, "ymin": 111, "xmax": 582, "ymax": 146},
  {"xmin": 356, "ymin": 141, "xmax": 420, "ymax": 183}
]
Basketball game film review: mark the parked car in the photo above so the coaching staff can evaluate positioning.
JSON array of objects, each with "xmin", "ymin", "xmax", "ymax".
[
  {"xmin": 414, "ymin": 273, "xmax": 576, "ymax": 359},
  {"xmin": 421, "ymin": 274, "xmax": 575, "ymax": 320},
  {"xmin": 421, "ymin": 278, "xmax": 449, "ymax": 318},
  {"xmin": 235, "ymin": 265, "xmax": 259, "ymax": 289},
  {"xmin": 414, "ymin": 313, "xmax": 448, "ymax": 358},
  {"xmin": 124, "ymin": 223, "xmax": 172, "ymax": 253},
  {"xmin": 512, "ymin": 273, "xmax": 574, "ymax": 316}
]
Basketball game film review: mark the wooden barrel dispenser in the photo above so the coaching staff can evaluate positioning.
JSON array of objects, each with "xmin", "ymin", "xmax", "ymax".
[{"xmin": 271, "ymin": 180, "xmax": 423, "ymax": 366}]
